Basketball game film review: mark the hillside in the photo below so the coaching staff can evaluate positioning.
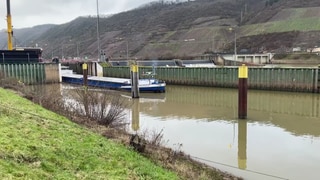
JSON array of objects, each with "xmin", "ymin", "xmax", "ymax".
[
  {"xmin": 0, "ymin": 24, "xmax": 54, "ymax": 49},
  {"xmin": 1, "ymin": 0, "xmax": 320, "ymax": 60}
]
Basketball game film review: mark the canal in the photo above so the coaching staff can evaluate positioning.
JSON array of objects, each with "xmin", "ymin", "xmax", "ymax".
[
  {"xmin": 126, "ymin": 85, "xmax": 320, "ymax": 180},
  {"xmin": 36, "ymin": 84, "xmax": 320, "ymax": 180}
]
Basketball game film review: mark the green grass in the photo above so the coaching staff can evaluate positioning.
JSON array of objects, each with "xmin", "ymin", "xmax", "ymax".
[
  {"xmin": 0, "ymin": 88, "xmax": 178, "ymax": 179},
  {"xmin": 241, "ymin": 7, "xmax": 320, "ymax": 36},
  {"xmin": 241, "ymin": 17, "xmax": 320, "ymax": 36}
]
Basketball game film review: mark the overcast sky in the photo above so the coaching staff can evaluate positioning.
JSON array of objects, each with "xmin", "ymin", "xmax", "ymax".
[{"xmin": 0, "ymin": 0, "xmax": 160, "ymax": 29}]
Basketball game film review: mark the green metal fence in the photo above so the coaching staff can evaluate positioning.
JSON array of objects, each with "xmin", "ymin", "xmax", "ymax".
[
  {"xmin": 0, "ymin": 63, "xmax": 46, "ymax": 84},
  {"xmin": 103, "ymin": 66, "xmax": 320, "ymax": 93}
]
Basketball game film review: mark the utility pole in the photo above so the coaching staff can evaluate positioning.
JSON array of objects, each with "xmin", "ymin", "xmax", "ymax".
[
  {"xmin": 76, "ymin": 42, "xmax": 80, "ymax": 59},
  {"xmin": 229, "ymin": 27, "xmax": 237, "ymax": 61},
  {"xmin": 96, "ymin": 0, "xmax": 101, "ymax": 61},
  {"xmin": 234, "ymin": 30, "xmax": 237, "ymax": 61},
  {"xmin": 126, "ymin": 41, "xmax": 129, "ymax": 60},
  {"xmin": 61, "ymin": 45, "xmax": 64, "ymax": 60}
]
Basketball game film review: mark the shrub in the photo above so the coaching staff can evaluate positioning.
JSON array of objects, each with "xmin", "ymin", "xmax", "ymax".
[{"xmin": 73, "ymin": 88, "xmax": 129, "ymax": 128}]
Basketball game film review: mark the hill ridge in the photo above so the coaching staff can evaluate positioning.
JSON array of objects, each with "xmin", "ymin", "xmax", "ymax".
[{"xmin": 1, "ymin": 0, "xmax": 320, "ymax": 60}]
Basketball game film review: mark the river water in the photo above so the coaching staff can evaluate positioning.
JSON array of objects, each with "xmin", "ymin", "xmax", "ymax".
[
  {"xmin": 126, "ymin": 85, "xmax": 320, "ymax": 180},
  {"xmin": 36, "ymin": 84, "xmax": 320, "ymax": 180}
]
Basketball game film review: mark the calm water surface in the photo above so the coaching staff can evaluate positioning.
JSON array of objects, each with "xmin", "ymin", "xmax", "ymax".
[
  {"xmin": 35, "ymin": 84, "xmax": 320, "ymax": 180},
  {"xmin": 127, "ymin": 85, "xmax": 320, "ymax": 180}
]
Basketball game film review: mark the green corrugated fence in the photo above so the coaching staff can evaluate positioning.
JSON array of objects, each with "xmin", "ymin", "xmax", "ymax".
[
  {"xmin": 103, "ymin": 66, "xmax": 320, "ymax": 93},
  {"xmin": 0, "ymin": 63, "xmax": 46, "ymax": 84}
]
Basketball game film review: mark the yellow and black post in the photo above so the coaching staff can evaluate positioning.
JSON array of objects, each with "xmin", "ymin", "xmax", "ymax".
[
  {"xmin": 83, "ymin": 63, "xmax": 88, "ymax": 88},
  {"xmin": 131, "ymin": 65, "xmax": 140, "ymax": 98},
  {"xmin": 238, "ymin": 64, "xmax": 248, "ymax": 119}
]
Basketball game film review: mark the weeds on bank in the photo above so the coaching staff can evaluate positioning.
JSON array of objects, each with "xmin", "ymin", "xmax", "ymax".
[
  {"xmin": 0, "ymin": 76, "xmax": 240, "ymax": 179},
  {"xmin": 21, "ymin": 84, "xmax": 130, "ymax": 130},
  {"xmin": 0, "ymin": 83, "xmax": 178, "ymax": 179},
  {"xmin": 72, "ymin": 89, "xmax": 128, "ymax": 128}
]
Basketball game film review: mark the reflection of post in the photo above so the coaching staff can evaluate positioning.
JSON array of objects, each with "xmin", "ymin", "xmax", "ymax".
[
  {"xmin": 238, "ymin": 120, "xmax": 247, "ymax": 170},
  {"xmin": 27, "ymin": 53, "xmax": 30, "ymax": 63},
  {"xmin": 2, "ymin": 53, "xmax": 4, "ymax": 64},
  {"xmin": 131, "ymin": 99, "xmax": 140, "ymax": 131},
  {"xmin": 315, "ymin": 65, "xmax": 320, "ymax": 93},
  {"xmin": 131, "ymin": 65, "xmax": 140, "ymax": 98},
  {"xmin": 315, "ymin": 91, "xmax": 320, "ymax": 117}
]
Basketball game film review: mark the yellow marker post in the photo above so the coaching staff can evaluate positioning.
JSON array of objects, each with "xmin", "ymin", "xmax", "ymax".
[
  {"xmin": 83, "ymin": 63, "xmax": 88, "ymax": 70},
  {"xmin": 131, "ymin": 65, "xmax": 138, "ymax": 73},
  {"xmin": 131, "ymin": 65, "xmax": 139, "ymax": 98},
  {"xmin": 83, "ymin": 63, "xmax": 88, "ymax": 88},
  {"xmin": 238, "ymin": 64, "xmax": 248, "ymax": 119}
]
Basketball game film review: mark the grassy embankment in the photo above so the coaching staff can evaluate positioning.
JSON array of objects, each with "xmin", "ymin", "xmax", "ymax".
[
  {"xmin": 0, "ymin": 88, "xmax": 178, "ymax": 179},
  {"xmin": 242, "ymin": 7, "xmax": 320, "ymax": 36},
  {"xmin": 272, "ymin": 53, "xmax": 320, "ymax": 65}
]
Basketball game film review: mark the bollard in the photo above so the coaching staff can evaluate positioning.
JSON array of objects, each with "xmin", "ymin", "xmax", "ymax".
[
  {"xmin": 83, "ymin": 63, "xmax": 88, "ymax": 87},
  {"xmin": 238, "ymin": 64, "xmax": 248, "ymax": 119},
  {"xmin": 131, "ymin": 65, "xmax": 140, "ymax": 98}
]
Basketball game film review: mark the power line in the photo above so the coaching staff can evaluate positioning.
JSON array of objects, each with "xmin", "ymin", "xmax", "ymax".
[
  {"xmin": 190, "ymin": 155, "xmax": 289, "ymax": 180},
  {"xmin": 0, "ymin": 104, "xmax": 76, "ymax": 129}
]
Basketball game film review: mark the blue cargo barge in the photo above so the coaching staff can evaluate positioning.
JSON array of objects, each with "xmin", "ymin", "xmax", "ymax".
[{"xmin": 61, "ymin": 73, "xmax": 166, "ymax": 93}]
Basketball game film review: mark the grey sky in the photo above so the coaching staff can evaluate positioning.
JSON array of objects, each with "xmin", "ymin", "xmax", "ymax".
[{"xmin": 0, "ymin": 0, "xmax": 157, "ymax": 29}]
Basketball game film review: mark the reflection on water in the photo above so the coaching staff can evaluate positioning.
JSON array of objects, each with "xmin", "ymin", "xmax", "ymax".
[
  {"xmin": 131, "ymin": 99, "xmax": 140, "ymax": 131},
  {"xmin": 133, "ymin": 85, "xmax": 320, "ymax": 137},
  {"xmin": 27, "ymin": 84, "xmax": 320, "ymax": 180},
  {"xmin": 238, "ymin": 120, "xmax": 247, "ymax": 170},
  {"xmin": 130, "ymin": 85, "xmax": 320, "ymax": 180}
]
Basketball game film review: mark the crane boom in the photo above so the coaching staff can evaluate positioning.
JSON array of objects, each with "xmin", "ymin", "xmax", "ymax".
[
  {"xmin": 0, "ymin": 0, "xmax": 43, "ymax": 64},
  {"xmin": 6, "ymin": 0, "xmax": 13, "ymax": 50}
]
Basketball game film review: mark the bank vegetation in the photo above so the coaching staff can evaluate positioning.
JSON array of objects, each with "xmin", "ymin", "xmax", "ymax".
[{"xmin": 0, "ymin": 76, "xmax": 241, "ymax": 179}]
